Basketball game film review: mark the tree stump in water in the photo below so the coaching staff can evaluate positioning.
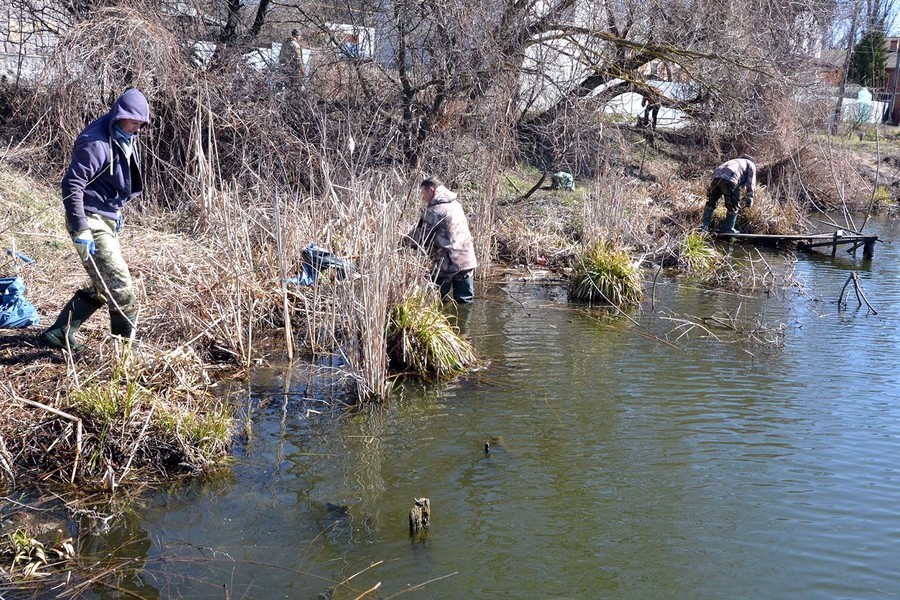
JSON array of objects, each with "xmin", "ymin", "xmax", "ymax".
[{"xmin": 409, "ymin": 498, "xmax": 430, "ymax": 541}]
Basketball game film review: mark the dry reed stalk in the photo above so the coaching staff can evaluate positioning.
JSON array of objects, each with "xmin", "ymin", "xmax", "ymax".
[
  {"xmin": 0, "ymin": 433, "xmax": 14, "ymax": 488},
  {"xmin": 274, "ymin": 191, "xmax": 295, "ymax": 362}
]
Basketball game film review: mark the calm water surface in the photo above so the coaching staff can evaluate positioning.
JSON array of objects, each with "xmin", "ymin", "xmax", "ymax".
[{"xmin": 86, "ymin": 218, "xmax": 900, "ymax": 599}]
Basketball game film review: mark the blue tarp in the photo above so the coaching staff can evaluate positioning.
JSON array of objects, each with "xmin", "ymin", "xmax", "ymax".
[
  {"xmin": 285, "ymin": 262, "xmax": 320, "ymax": 286},
  {"xmin": 0, "ymin": 276, "xmax": 40, "ymax": 328},
  {"xmin": 6, "ymin": 248, "xmax": 35, "ymax": 265},
  {"xmin": 286, "ymin": 243, "xmax": 349, "ymax": 287}
]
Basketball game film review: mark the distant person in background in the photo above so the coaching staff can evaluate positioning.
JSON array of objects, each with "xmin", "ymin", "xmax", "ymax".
[
  {"xmin": 279, "ymin": 29, "xmax": 307, "ymax": 78},
  {"xmin": 856, "ymin": 85, "xmax": 873, "ymax": 125},
  {"xmin": 640, "ymin": 92, "xmax": 660, "ymax": 130},
  {"xmin": 403, "ymin": 178, "xmax": 477, "ymax": 303},
  {"xmin": 42, "ymin": 88, "xmax": 150, "ymax": 350},
  {"xmin": 339, "ymin": 33, "xmax": 360, "ymax": 59},
  {"xmin": 701, "ymin": 154, "xmax": 756, "ymax": 234}
]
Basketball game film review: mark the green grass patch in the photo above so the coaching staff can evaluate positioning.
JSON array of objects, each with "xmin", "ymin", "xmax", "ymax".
[
  {"xmin": 72, "ymin": 371, "xmax": 149, "ymax": 424},
  {"xmin": 69, "ymin": 348, "xmax": 233, "ymax": 477},
  {"xmin": 155, "ymin": 400, "xmax": 232, "ymax": 465},
  {"xmin": 569, "ymin": 241, "xmax": 643, "ymax": 306},
  {"xmin": 387, "ymin": 290, "xmax": 476, "ymax": 378},
  {"xmin": 873, "ymin": 185, "xmax": 892, "ymax": 206}
]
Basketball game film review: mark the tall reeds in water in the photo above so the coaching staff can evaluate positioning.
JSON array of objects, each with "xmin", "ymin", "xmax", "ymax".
[{"xmin": 193, "ymin": 168, "xmax": 474, "ymax": 399}]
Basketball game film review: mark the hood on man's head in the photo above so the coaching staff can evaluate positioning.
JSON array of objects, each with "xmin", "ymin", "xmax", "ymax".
[
  {"xmin": 109, "ymin": 88, "xmax": 150, "ymax": 126},
  {"xmin": 432, "ymin": 185, "xmax": 458, "ymax": 203}
]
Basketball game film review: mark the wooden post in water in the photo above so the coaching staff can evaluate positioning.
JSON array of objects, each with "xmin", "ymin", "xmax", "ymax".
[
  {"xmin": 409, "ymin": 497, "xmax": 430, "ymax": 542},
  {"xmin": 831, "ymin": 231, "xmax": 838, "ymax": 258},
  {"xmin": 863, "ymin": 239, "xmax": 875, "ymax": 259}
]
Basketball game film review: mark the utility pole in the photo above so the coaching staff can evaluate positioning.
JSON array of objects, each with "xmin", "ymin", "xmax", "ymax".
[{"xmin": 831, "ymin": 0, "xmax": 862, "ymax": 134}]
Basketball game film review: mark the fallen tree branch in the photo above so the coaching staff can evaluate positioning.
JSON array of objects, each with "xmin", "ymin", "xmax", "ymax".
[
  {"xmin": 515, "ymin": 172, "xmax": 547, "ymax": 202},
  {"xmin": 838, "ymin": 272, "xmax": 878, "ymax": 314}
]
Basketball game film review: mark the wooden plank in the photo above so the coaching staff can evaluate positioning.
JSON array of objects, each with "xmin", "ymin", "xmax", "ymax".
[
  {"xmin": 714, "ymin": 231, "xmax": 879, "ymax": 260},
  {"xmin": 715, "ymin": 232, "xmax": 877, "ymax": 242},
  {"xmin": 800, "ymin": 240, "xmax": 870, "ymax": 249}
]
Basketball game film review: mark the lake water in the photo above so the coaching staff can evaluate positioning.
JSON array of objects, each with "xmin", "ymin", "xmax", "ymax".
[{"xmin": 78, "ymin": 218, "xmax": 900, "ymax": 599}]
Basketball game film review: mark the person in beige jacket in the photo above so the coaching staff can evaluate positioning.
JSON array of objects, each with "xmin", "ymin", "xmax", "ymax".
[{"xmin": 404, "ymin": 178, "xmax": 477, "ymax": 303}]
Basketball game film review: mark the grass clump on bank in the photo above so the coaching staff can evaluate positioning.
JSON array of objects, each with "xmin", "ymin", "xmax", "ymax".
[
  {"xmin": 155, "ymin": 397, "xmax": 232, "ymax": 469},
  {"xmin": 677, "ymin": 231, "xmax": 724, "ymax": 277},
  {"xmin": 569, "ymin": 241, "xmax": 643, "ymax": 306},
  {"xmin": 1, "ymin": 343, "xmax": 233, "ymax": 491},
  {"xmin": 386, "ymin": 289, "xmax": 476, "ymax": 379},
  {"xmin": 72, "ymin": 349, "xmax": 233, "ymax": 479}
]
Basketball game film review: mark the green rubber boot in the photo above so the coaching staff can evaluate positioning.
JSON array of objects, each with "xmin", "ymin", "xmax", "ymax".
[
  {"xmin": 700, "ymin": 206, "xmax": 715, "ymax": 231},
  {"xmin": 719, "ymin": 212, "xmax": 739, "ymax": 235},
  {"xmin": 110, "ymin": 309, "xmax": 136, "ymax": 342},
  {"xmin": 41, "ymin": 291, "xmax": 104, "ymax": 351}
]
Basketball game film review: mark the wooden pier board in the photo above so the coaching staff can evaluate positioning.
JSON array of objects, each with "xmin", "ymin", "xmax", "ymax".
[{"xmin": 714, "ymin": 231, "xmax": 879, "ymax": 259}]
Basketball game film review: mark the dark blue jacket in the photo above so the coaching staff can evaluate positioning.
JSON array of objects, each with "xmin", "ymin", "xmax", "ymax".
[{"xmin": 61, "ymin": 89, "xmax": 150, "ymax": 233}]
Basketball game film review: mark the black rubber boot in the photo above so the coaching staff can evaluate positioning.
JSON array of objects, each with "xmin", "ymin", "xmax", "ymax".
[
  {"xmin": 41, "ymin": 291, "xmax": 104, "ymax": 351},
  {"xmin": 700, "ymin": 206, "xmax": 715, "ymax": 231},
  {"xmin": 719, "ymin": 212, "xmax": 739, "ymax": 235},
  {"xmin": 109, "ymin": 309, "xmax": 136, "ymax": 342}
]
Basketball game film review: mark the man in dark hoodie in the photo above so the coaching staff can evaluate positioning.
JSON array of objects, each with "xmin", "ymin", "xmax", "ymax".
[{"xmin": 42, "ymin": 88, "xmax": 150, "ymax": 350}]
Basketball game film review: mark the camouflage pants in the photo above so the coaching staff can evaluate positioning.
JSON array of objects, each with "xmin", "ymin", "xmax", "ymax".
[
  {"xmin": 705, "ymin": 178, "xmax": 741, "ymax": 216},
  {"xmin": 436, "ymin": 269, "xmax": 475, "ymax": 304},
  {"xmin": 73, "ymin": 213, "xmax": 136, "ymax": 314}
]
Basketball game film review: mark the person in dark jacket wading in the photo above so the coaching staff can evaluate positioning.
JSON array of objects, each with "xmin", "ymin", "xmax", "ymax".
[
  {"xmin": 404, "ymin": 177, "xmax": 478, "ymax": 303},
  {"xmin": 42, "ymin": 88, "xmax": 150, "ymax": 350},
  {"xmin": 701, "ymin": 154, "xmax": 756, "ymax": 234}
]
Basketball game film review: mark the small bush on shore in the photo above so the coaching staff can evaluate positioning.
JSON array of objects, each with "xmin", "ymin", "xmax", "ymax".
[
  {"xmin": 569, "ymin": 241, "xmax": 643, "ymax": 306},
  {"xmin": 386, "ymin": 289, "xmax": 476, "ymax": 379}
]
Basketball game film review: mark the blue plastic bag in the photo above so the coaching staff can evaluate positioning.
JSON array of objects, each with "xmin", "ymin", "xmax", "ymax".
[
  {"xmin": 285, "ymin": 243, "xmax": 349, "ymax": 286},
  {"xmin": 0, "ymin": 276, "xmax": 40, "ymax": 328},
  {"xmin": 285, "ymin": 262, "xmax": 319, "ymax": 286}
]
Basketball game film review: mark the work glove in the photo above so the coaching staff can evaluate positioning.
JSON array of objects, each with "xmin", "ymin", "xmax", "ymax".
[
  {"xmin": 72, "ymin": 229, "xmax": 95, "ymax": 263},
  {"xmin": 116, "ymin": 214, "xmax": 124, "ymax": 233},
  {"xmin": 745, "ymin": 196, "xmax": 753, "ymax": 208}
]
